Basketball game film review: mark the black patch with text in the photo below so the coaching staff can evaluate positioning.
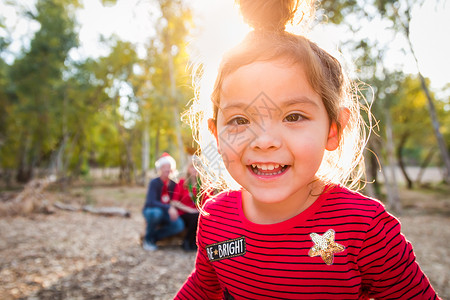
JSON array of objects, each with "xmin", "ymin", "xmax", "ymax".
[{"xmin": 206, "ymin": 236, "xmax": 246, "ymax": 262}]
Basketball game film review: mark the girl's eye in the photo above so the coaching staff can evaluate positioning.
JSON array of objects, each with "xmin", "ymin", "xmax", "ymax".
[
  {"xmin": 283, "ymin": 113, "xmax": 304, "ymax": 122},
  {"xmin": 228, "ymin": 117, "xmax": 249, "ymax": 126}
]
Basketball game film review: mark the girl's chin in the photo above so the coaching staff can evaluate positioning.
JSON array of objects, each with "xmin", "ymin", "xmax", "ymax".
[{"xmin": 244, "ymin": 189, "xmax": 289, "ymax": 205}]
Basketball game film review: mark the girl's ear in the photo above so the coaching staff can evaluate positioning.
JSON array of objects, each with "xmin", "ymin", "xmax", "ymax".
[
  {"xmin": 208, "ymin": 118, "xmax": 218, "ymax": 139},
  {"xmin": 326, "ymin": 108, "xmax": 350, "ymax": 151},
  {"xmin": 208, "ymin": 118, "xmax": 221, "ymax": 154}
]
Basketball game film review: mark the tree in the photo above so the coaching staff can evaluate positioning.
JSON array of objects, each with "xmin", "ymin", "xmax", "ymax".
[
  {"xmin": 390, "ymin": 75, "xmax": 436, "ymax": 188},
  {"xmin": 156, "ymin": 0, "xmax": 193, "ymax": 168},
  {"xmin": 88, "ymin": 38, "xmax": 140, "ymax": 183},
  {"xmin": 0, "ymin": 24, "xmax": 11, "ymax": 155},
  {"xmin": 391, "ymin": 0, "xmax": 450, "ymax": 184},
  {"xmin": 320, "ymin": 0, "xmax": 450, "ymax": 184},
  {"xmin": 0, "ymin": 0, "xmax": 196, "ymax": 185},
  {"xmin": 343, "ymin": 33, "xmax": 403, "ymax": 210},
  {"xmin": 6, "ymin": 0, "xmax": 79, "ymax": 182},
  {"xmin": 130, "ymin": 0, "xmax": 194, "ymax": 179}
]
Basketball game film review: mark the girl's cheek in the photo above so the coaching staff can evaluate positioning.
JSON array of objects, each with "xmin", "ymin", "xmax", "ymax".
[{"xmin": 218, "ymin": 125, "xmax": 256, "ymax": 153}]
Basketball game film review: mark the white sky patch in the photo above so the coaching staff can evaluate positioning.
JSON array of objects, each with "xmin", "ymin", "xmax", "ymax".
[
  {"xmin": 189, "ymin": 0, "xmax": 250, "ymax": 67},
  {"xmin": 75, "ymin": 0, "xmax": 157, "ymax": 59},
  {"xmin": 0, "ymin": 0, "xmax": 39, "ymax": 63},
  {"xmin": 410, "ymin": 0, "xmax": 450, "ymax": 89}
]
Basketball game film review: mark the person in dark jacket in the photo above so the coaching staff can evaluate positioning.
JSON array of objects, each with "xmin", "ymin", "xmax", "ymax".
[{"xmin": 142, "ymin": 153, "xmax": 184, "ymax": 251}]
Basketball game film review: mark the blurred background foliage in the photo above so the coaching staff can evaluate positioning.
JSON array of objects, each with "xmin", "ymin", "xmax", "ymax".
[{"xmin": 0, "ymin": 0, "xmax": 448, "ymax": 209}]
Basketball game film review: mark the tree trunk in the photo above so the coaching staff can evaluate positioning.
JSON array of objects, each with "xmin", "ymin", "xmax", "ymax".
[
  {"xmin": 363, "ymin": 144, "xmax": 377, "ymax": 198},
  {"xmin": 119, "ymin": 141, "xmax": 135, "ymax": 185},
  {"xmin": 113, "ymin": 95, "xmax": 135, "ymax": 184},
  {"xmin": 401, "ymin": 9, "xmax": 450, "ymax": 184},
  {"xmin": 416, "ymin": 148, "xmax": 436, "ymax": 186},
  {"xmin": 396, "ymin": 132, "xmax": 413, "ymax": 189},
  {"xmin": 384, "ymin": 107, "xmax": 401, "ymax": 213},
  {"xmin": 417, "ymin": 73, "xmax": 450, "ymax": 184},
  {"xmin": 58, "ymin": 89, "xmax": 69, "ymax": 181},
  {"xmin": 362, "ymin": 134, "xmax": 383, "ymax": 199},
  {"xmin": 167, "ymin": 49, "xmax": 185, "ymax": 168},
  {"xmin": 16, "ymin": 135, "xmax": 32, "ymax": 183},
  {"xmin": 140, "ymin": 113, "xmax": 150, "ymax": 186},
  {"xmin": 127, "ymin": 141, "xmax": 137, "ymax": 183},
  {"xmin": 370, "ymin": 147, "xmax": 382, "ymax": 197},
  {"xmin": 368, "ymin": 138, "xmax": 383, "ymax": 198},
  {"xmin": 48, "ymin": 135, "xmax": 67, "ymax": 180},
  {"xmin": 154, "ymin": 122, "xmax": 161, "ymax": 163}
]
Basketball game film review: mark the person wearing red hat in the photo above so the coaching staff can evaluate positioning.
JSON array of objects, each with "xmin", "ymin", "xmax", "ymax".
[{"xmin": 142, "ymin": 153, "xmax": 184, "ymax": 251}]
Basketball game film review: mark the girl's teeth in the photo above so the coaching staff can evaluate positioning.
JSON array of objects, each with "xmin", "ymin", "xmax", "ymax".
[
  {"xmin": 252, "ymin": 167, "xmax": 285, "ymax": 176},
  {"xmin": 252, "ymin": 164, "xmax": 282, "ymax": 171}
]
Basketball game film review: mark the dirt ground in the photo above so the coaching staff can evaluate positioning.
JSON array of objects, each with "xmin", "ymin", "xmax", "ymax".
[{"xmin": 0, "ymin": 183, "xmax": 449, "ymax": 299}]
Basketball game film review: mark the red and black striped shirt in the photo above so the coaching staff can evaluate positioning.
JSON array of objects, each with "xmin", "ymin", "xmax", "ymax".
[{"xmin": 175, "ymin": 185, "xmax": 439, "ymax": 299}]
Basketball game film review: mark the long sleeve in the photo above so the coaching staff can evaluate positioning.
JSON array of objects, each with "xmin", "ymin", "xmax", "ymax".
[
  {"xmin": 174, "ymin": 213, "xmax": 222, "ymax": 299},
  {"xmin": 358, "ymin": 204, "xmax": 440, "ymax": 299}
]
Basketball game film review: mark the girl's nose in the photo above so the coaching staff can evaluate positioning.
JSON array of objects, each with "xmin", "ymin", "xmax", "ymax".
[{"xmin": 249, "ymin": 129, "xmax": 282, "ymax": 150}]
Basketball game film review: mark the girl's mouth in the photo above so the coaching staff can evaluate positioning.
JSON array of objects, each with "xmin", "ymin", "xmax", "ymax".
[{"xmin": 249, "ymin": 163, "xmax": 289, "ymax": 176}]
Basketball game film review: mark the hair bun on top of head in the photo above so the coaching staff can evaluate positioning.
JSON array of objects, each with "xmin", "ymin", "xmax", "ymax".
[{"xmin": 236, "ymin": 0, "xmax": 300, "ymax": 31}]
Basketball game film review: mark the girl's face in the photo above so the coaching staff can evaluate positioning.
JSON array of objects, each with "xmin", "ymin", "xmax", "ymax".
[{"xmin": 211, "ymin": 59, "xmax": 340, "ymax": 214}]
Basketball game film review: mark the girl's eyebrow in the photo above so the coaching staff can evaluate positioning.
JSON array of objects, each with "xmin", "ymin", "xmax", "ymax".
[
  {"xmin": 219, "ymin": 96, "xmax": 319, "ymax": 112},
  {"xmin": 218, "ymin": 102, "xmax": 248, "ymax": 111},
  {"xmin": 281, "ymin": 97, "xmax": 320, "ymax": 109}
]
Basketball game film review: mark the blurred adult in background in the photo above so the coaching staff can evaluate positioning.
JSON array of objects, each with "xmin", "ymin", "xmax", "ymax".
[
  {"xmin": 142, "ymin": 153, "xmax": 184, "ymax": 251},
  {"xmin": 171, "ymin": 158, "xmax": 201, "ymax": 251}
]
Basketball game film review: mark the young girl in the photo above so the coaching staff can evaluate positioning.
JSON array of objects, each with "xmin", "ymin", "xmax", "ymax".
[{"xmin": 176, "ymin": 0, "xmax": 440, "ymax": 299}]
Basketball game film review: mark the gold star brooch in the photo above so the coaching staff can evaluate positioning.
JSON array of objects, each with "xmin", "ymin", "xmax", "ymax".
[{"xmin": 308, "ymin": 229, "xmax": 345, "ymax": 265}]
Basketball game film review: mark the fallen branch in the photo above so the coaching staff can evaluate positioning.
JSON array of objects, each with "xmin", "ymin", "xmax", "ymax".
[
  {"xmin": 53, "ymin": 201, "xmax": 131, "ymax": 218},
  {"xmin": 0, "ymin": 176, "xmax": 57, "ymax": 217},
  {"xmin": 82, "ymin": 205, "xmax": 131, "ymax": 218},
  {"xmin": 53, "ymin": 201, "xmax": 79, "ymax": 212}
]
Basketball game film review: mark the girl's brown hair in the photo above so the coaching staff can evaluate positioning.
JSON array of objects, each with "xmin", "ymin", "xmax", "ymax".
[{"xmin": 187, "ymin": 0, "xmax": 368, "ymax": 200}]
